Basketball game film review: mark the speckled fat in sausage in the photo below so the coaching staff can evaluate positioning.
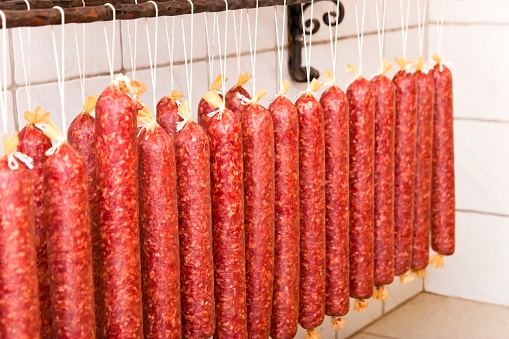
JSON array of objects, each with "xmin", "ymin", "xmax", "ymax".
[
  {"xmin": 242, "ymin": 102, "xmax": 275, "ymax": 338},
  {"xmin": 0, "ymin": 158, "xmax": 41, "ymax": 339},
  {"xmin": 268, "ymin": 95, "xmax": 300, "ymax": 339},
  {"xmin": 295, "ymin": 92, "xmax": 326, "ymax": 330},
  {"xmin": 347, "ymin": 77, "xmax": 375, "ymax": 299},
  {"xmin": 431, "ymin": 64, "xmax": 455, "ymax": 256},
  {"xmin": 320, "ymin": 85, "xmax": 350, "ymax": 316},
  {"xmin": 175, "ymin": 121, "xmax": 215, "ymax": 339},
  {"xmin": 138, "ymin": 125, "xmax": 182, "ymax": 338}
]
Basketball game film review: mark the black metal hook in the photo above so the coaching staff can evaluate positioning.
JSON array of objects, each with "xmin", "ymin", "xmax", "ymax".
[{"xmin": 288, "ymin": 0, "xmax": 345, "ymax": 83}]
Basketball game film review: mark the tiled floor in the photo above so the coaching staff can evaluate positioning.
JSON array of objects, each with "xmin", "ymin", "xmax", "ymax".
[{"xmin": 348, "ymin": 293, "xmax": 509, "ymax": 339}]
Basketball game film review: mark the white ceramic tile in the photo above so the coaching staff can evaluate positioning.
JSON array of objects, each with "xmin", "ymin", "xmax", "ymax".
[
  {"xmin": 363, "ymin": 293, "xmax": 509, "ymax": 339},
  {"xmin": 427, "ymin": 24, "xmax": 509, "ymax": 121},
  {"xmin": 382, "ymin": 277, "xmax": 423, "ymax": 313},
  {"xmin": 207, "ymin": 7, "xmax": 276, "ymax": 59},
  {"xmin": 13, "ymin": 22, "xmax": 122, "ymax": 85},
  {"xmin": 348, "ymin": 332, "xmax": 388, "ymax": 339},
  {"xmin": 121, "ymin": 14, "xmax": 207, "ymax": 72},
  {"xmin": 454, "ymin": 120, "xmax": 509, "ymax": 215},
  {"xmin": 425, "ymin": 212, "xmax": 509, "ymax": 307},
  {"xmin": 0, "ymin": 92, "xmax": 16, "ymax": 150},
  {"xmin": 428, "ymin": 0, "xmax": 509, "ymax": 23},
  {"xmin": 0, "ymin": 29, "xmax": 11, "ymax": 86},
  {"xmin": 340, "ymin": 298, "xmax": 383, "ymax": 338}
]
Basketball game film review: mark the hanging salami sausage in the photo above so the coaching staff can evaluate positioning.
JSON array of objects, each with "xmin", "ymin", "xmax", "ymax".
[
  {"xmin": 203, "ymin": 90, "xmax": 248, "ymax": 338},
  {"xmin": 430, "ymin": 55, "xmax": 455, "ymax": 268},
  {"xmin": 0, "ymin": 135, "xmax": 41, "ymax": 339},
  {"xmin": 95, "ymin": 78, "xmax": 144, "ymax": 338},
  {"xmin": 198, "ymin": 74, "xmax": 226, "ymax": 132},
  {"xmin": 18, "ymin": 107, "xmax": 53, "ymax": 339},
  {"xmin": 371, "ymin": 63, "xmax": 396, "ymax": 299},
  {"xmin": 137, "ymin": 107, "xmax": 182, "ymax": 338},
  {"xmin": 43, "ymin": 124, "xmax": 96, "ymax": 338},
  {"xmin": 156, "ymin": 90, "xmax": 183, "ymax": 142},
  {"xmin": 295, "ymin": 79, "xmax": 326, "ymax": 333},
  {"xmin": 347, "ymin": 76, "xmax": 375, "ymax": 310},
  {"xmin": 319, "ymin": 70, "xmax": 350, "ymax": 325},
  {"xmin": 268, "ymin": 81, "xmax": 300, "ymax": 339},
  {"xmin": 225, "ymin": 73, "xmax": 252, "ymax": 121},
  {"xmin": 411, "ymin": 59, "xmax": 434, "ymax": 275},
  {"xmin": 393, "ymin": 59, "xmax": 417, "ymax": 279},
  {"xmin": 174, "ymin": 105, "xmax": 215, "ymax": 339},
  {"xmin": 67, "ymin": 96, "xmax": 104, "ymax": 337},
  {"xmin": 242, "ymin": 89, "xmax": 275, "ymax": 339}
]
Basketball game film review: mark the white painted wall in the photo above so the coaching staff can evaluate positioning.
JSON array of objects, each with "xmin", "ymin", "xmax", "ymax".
[{"xmin": 425, "ymin": 0, "xmax": 509, "ymax": 307}]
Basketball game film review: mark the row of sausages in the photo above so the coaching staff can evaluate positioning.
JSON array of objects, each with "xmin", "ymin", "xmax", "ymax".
[{"xmin": 0, "ymin": 59, "xmax": 454, "ymax": 338}]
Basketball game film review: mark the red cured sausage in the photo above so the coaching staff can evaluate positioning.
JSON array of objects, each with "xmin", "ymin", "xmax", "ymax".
[
  {"xmin": 347, "ymin": 77, "xmax": 375, "ymax": 301},
  {"xmin": 68, "ymin": 111, "xmax": 104, "ymax": 337},
  {"xmin": 198, "ymin": 93, "xmax": 223, "ymax": 133},
  {"xmin": 174, "ymin": 120, "xmax": 215, "ymax": 339},
  {"xmin": 411, "ymin": 70, "xmax": 434, "ymax": 271},
  {"xmin": 393, "ymin": 70, "xmax": 417, "ymax": 276},
  {"xmin": 242, "ymin": 101, "xmax": 275, "ymax": 338},
  {"xmin": 320, "ymin": 85, "xmax": 350, "ymax": 317},
  {"xmin": 225, "ymin": 85, "xmax": 251, "ymax": 121},
  {"xmin": 431, "ymin": 64, "xmax": 455, "ymax": 256},
  {"xmin": 18, "ymin": 123, "xmax": 52, "ymax": 339},
  {"xmin": 95, "ymin": 84, "xmax": 143, "ymax": 338},
  {"xmin": 44, "ymin": 142, "xmax": 96, "ymax": 338},
  {"xmin": 138, "ymin": 124, "xmax": 181, "ymax": 338},
  {"xmin": 295, "ymin": 92, "xmax": 326, "ymax": 330},
  {"xmin": 268, "ymin": 95, "xmax": 300, "ymax": 339},
  {"xmin": 208, "ymin": 108, "xmax": 247, "ymax": 338},
  {"xmin": 371, "ymin": 74, "xmax": 395, "ymax": 286},
  {"xmin": 0, "ymin": 157, "xmax": 41, "ymax": 339},
  {"xmin": 156, "ymin": 96, "xmax": 179, "ymax": 142}
]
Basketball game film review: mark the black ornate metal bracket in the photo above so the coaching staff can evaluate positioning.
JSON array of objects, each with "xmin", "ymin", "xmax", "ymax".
[{"xmin": 288, "ymin": 0, "xmax": 345, "ymax": 83}]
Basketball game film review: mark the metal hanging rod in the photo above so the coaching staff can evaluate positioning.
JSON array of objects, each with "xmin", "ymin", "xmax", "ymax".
[{"xmin": 0, "ymin": 0, "xmax": 312, "ymax": 28}]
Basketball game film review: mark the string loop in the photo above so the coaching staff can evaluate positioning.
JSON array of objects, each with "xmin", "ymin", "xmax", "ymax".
[
  {"xmin": 274, "ymin": 2, "xmax": 287, "ymax": 94},
  {"xmin": 181, "ymin": 0, "xmax": 194, "ymax": 111},
  {"xmin": 246, "ymin": 1, "xmax": 259, "ymax": 94},
  {"xmin": 103, "ymin": 3, "xmax": 116, "ymax": 82},
  {"xmin": 127, "ymin": 0, "xmax": 138, "ymax": 80},
  {"xmin": 375, "ymin": 0, "xmax": 387, "ymax": 75},
  {"xmin": 145, "ymin": 1, "xmax": 158, "ymax": 114},
  {"xmin": 52, "ymin": 6, "xmax": 66, "ymax": 136}
]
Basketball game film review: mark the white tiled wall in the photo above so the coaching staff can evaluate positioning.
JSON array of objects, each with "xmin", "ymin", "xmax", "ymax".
[
  {"xmin": 424, "ymin": 0, "xmax": 509, "ymax": 308},
  {"xmin": 0, "ymin": 1, "xmax": 434, "ymax": 337}
]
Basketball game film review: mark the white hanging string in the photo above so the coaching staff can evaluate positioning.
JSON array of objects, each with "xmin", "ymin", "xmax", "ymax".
[
  {"xmin": 145, "ymin": 1, "xmax": 158, "ymax": 115},
  {"xmin": 436, "ymin": 0, "xmax": 444, "ymax": 70},
  {"xmin": 164, "ymin": 1, "xmax": 176, "ymax": 90},
  {"xmin": 73, "ymin": 23, "xmax": 86, "ymax": 104},
  {"xmin": 204, "ymin": 13, "xmax": 217, "ymax": 86},
  {"xmin": 274, "ymin": 2, "xmax": 286, "ymax": 93},
  {"xmin": 326, "ymin": 0, "xmax": 342, "ymax": 83},
  {"xmin": 0, "ymin": 10, "xmax": 8, "ymax": 137},
  {"xmin": 127, "ymin": 0, "xmax": 138, "ymax": 80},
  {"xmin": 354, "ymin": 0, "xmax": 367, "ymax": 76},
  {"xmin": 399, "ymin": 0, "xmax": 412, "ymax": 60},
  {"xmin": 417, "ymin": 0, "xmax": 428, "ymax": 58},
  {"xmin": 218, "ymin": 0, "xmax": 228, "ymax": 96},
  {"xmin": 18, "ymin": 0, "xmax": 31, "ymax": 114},
  {"xmin": 300, "ymin": 0, "xmax": 315, "ymax": 87},
  {"xmin": 181, "ymin": 0, "xmax": 194, "ymax": 109},
  {"xmin": 51, "ymin": 6, "xmax": 67, "ymax": 136},
  {"xmin": 375, "ymin": 0, "xmax": 387, "ymax": 74},
  {"xmin": 232, "ymin": 9, "xmax": 243, "ymax": 79},
  {"xmin": 246, "ymin": 1, "xmax": 259, "ymax": 94},
  {"xmin": 103, "ymin": 3, "xmax": 116, "ymax": 82}
]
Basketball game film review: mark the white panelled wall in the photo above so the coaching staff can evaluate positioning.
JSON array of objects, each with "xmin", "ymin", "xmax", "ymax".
[
  {"xmin": 4, "ymin": 0, "xmax": 502, "ymax": 337},
  {"xmin": 425, "ymin": 0, "xmax": 509, "ymax": 308}
]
